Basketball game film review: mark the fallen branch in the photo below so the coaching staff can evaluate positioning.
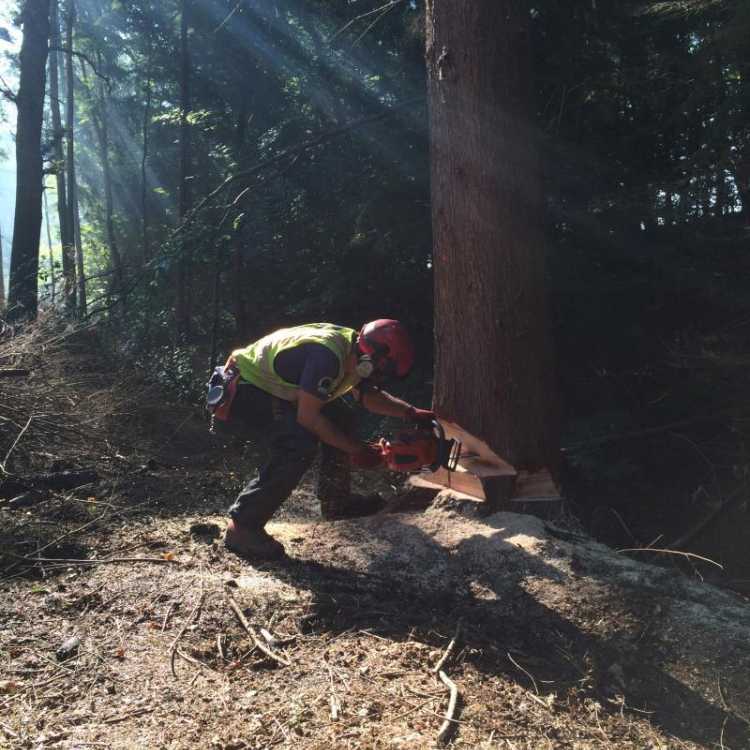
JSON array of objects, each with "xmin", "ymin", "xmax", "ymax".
[
  {"xmin": 174, "ymin": 647, "xmax": 218, "ymax": 674},
  {"xmin": 1, "ymin": 415, "xmax": 35, "ymax": 474},
  {"xmin": 617, "ymin": 547, "xmax": 724, "ymax": 570},
  {"xmin": 34, "ymin": 469, "xmax": 99, "ymax": 490},
  {"xmin": 2, "ymin": 510, "xmax": 110, "ymax": 576},
  {"xmin": 0, "ymin": 721, "xmax": 19, "ymax": 740},
  {"xmin": 9, "ymin": 555, "xmax": 180, "ymax": 567},
  {"xmin": 507, "ymin": 652, "xmax": 539, "ymax": 694},
  {"xmin": 227, "ymin": 595, "xmax": 291, "ymax": 667},
  {"xmin": 170, "ymin": 590, "xmax": 206, "ymax": 678},
  {"xmin": 433, "ymin": 619, "xmax": 462, "ymax": 674},
  {"xmin": 102, "ymin": 707, "xmax": 154, "ymax": 725},
  {"xmin": 437, "ymin": 670, "xmax": 460, "ymax": 746}
]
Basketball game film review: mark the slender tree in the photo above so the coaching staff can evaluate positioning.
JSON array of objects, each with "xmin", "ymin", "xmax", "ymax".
[
  {"xmin": 64, "ymin": 0, "xmax": 85, "ymax": 316},
  {"xmin": 43, "ymin": 187, "xmax": 56, "ymax": 305},
  {"xmin": 0, "ymin": 228, "xmax": 6, "ymax": 313},
  {"xmin": 141, "ymin": 51, "xmax": 153, "ymax": 263},
  {"xmin": 176, "ymin": 0, "xmax": 193, "ymax": 339},
  {"xmin": 90, "ymin": 54, "xmax": 124, "ymax": 305},
  {"xmin": 7, "ymin": 0, "xmax": 51, "ymax": 322},
  {"xmin": 426, "ymin": 0, "xmax": 558, "ymax": 473},
  {"xmin": 48, "ymin": 0, "xmax": 74, "ymax": 312}
]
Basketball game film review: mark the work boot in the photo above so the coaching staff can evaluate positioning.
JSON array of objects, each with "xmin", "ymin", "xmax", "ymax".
[{"xmin": 224, "ymin": 518, "xmax": 285, "ymax": 560}]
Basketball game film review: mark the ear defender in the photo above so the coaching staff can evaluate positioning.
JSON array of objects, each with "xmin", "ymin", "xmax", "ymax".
[{"xmin": 356, "ymin": 356, "xmax": 375, "ymax": 378}]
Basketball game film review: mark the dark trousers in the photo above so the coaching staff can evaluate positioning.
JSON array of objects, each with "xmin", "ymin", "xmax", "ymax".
[{"xmin": 226, "ymin": 383, "xmax": 354, "ymax": 527}]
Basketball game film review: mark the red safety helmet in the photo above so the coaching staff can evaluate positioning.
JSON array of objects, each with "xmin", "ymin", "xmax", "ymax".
[{"xmin": 357, "ymin": 319, "xmax": 415, "ymax": 380}]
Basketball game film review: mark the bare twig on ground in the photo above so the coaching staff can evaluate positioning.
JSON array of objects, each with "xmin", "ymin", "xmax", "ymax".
[
  {"xmin": 507, "ymin": 652, "xmax": 539, "ymax": 695},
  {"xmin": 0, "ymin": 721, "xmax": 19, "ymax": 740},
  {"xmin": 227, "ymin": 595, "xmax": 291, "ymax": 667},
  {"xmin": 102, "ymin": 707, "xmax": 155, "ymax": 724},
  {"xmin": 170, "ymin": 587, "xmax": 206, "ymax": 678},
  {"xmin": 617, "ymin": 547, "xmax": 724, "ymax": 569},
  {"xmin": 2, "ymin": 510, "xmax": 110, "ymax": 576},
  {"xmin": 433, "ymin": 619, "xmax": 462, "ymax": 674},
  {"xmin": 1, "ymin": 415, "xmax": 36, "ymax": 473},
  {"xmin": 175, "ymin": 647, "xmax": 218, "ymax": 674},
  {"xmin": 718, "ymin": 676, "xmax": 750, "ymax": 727},
  {"xmin": 162, "ymin": 601, "xmax": 177, "ymax": 631},
  {"xmin": 12, "ymin": 556, "xmax": 180, "ymax": 567},
  {"xmin": 437, "ymin": 669, "xmax": 460, "ymax": 746},
  {"xmin": 393, "ymin": 696, "xmax": 440, "ymax": 721}
]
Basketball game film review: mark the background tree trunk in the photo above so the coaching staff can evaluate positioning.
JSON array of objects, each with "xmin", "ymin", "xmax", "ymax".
[
  {"xmin": 426, "ymin": 0, "xmax": 558, "ymax": 472},
  {"xmin": 48, "ymin": 0, "xmax": 74, "ymax": 313},
  {"xmin": 43, "ymin": 188, "xmax": 55, "ymax": 305},
  {"xmin": 91, "ymin": 56, "xmax": 124, "ymax": 306},
  {"xmin": 141, "ymin": 66, "xmax": 152, "ymax": 264},
  {"xmin": 64, "ymin": 1, "xmax": 85, "ymax": 317},
  {"xmin": 7, "ymin": 0, "xmax": 51, "ymax": 322},
  {"xmin": 176, "ymin": 0, "xmax": 193, "ymax": 340},
  {"xmin": 0, "ymin": 229, "xmax": 6, "ymax": 312}
]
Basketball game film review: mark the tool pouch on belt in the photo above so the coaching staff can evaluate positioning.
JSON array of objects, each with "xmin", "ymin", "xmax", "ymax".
[{"xmin": 206, "ymin": 359, "xmax": 240, "ymax": 422}]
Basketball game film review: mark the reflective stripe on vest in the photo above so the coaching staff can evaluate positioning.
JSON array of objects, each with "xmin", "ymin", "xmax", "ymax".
[{"xmin": 231, "ymin": 323, "xmax": 361, "ymax": 402}]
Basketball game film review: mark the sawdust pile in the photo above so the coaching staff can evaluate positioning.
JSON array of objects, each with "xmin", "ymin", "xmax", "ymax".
[{"xmin": 1, "ymin": 318, "xmax": 750, "ymax": 749}]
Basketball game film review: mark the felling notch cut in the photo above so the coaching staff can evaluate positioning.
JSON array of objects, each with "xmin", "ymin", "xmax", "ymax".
[{"xmin": 408, "ymin": 420, "xmax": 562, "ymax": 515}]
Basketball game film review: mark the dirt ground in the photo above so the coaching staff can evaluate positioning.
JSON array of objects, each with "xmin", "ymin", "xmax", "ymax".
[{"xmin": 1, "ymin": 320, "xmax": 750, "ymax": 750}]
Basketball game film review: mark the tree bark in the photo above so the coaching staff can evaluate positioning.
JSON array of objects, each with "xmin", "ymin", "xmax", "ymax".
[
  {"xmin": 43, "ymin": 187, "xmax": 55, "ymax": 304},
  {"xmin": 7, "ymin": 0, "xmax": 51, "ymax": 322},
  {"xmin": 426, "ymin": 1, "xmax": 558, "ymax": 472},
  {"xmin": 63, "ymin": 1, "xmax": 85, "ymax": 317},
  {"xmin": 48, "ymin": 0, "xmax": 74, "ymax": 312},
  {"xmin": 176, "ymin": 0, "xmax": 193, "ymax": 340},
  {"xmin": 141, "ymin": 66, "xmax": 152, "ymax": 263},
  {"xmin": 91, "ymin": 55, "xmax": 124, "ymax": 307}
]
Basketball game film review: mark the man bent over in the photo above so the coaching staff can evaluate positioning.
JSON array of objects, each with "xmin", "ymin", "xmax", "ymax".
[{"xmin": 207, "ymin": 320, "xmax": 434, "ymax": 560}]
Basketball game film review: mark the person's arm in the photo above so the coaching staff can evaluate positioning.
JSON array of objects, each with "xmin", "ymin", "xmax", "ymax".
[
  {"xmin": 296, "ymin": 390, "xmax": 362, "ymax": 454},
  {"xmin": 357, "ymin": 387, "xmax": 413, "ymax": 419},
  {"xmin": 354, "ymin": 385, "xmax": 436, "ymax": 424}
]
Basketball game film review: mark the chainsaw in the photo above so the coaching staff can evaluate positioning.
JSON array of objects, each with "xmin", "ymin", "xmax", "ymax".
[{"xmin": 379, "ymin": 419, "xmax": 461, "ymax": 474}]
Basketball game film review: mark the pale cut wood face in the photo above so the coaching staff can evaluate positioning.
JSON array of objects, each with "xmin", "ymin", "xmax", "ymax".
[{"xmin": 411, "ymin": 420, "xmax": 560, "ymax": 504}]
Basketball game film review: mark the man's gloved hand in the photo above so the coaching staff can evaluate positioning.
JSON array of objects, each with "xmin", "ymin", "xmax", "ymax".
[
  {"xmin": 350, "ymin": 443, "xmax": 385, "ymax": 470},
  {"xmin": 405, "ymin": 406, "xmax": 436, "ymax": 426}
]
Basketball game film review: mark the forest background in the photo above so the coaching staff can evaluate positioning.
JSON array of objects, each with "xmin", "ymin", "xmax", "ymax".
[{"xmin": 1, "ymin": 0, "xmax": 749, "ymax": 580}]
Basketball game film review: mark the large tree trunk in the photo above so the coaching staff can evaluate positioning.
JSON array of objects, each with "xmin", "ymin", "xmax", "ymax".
[
  {"xmin": 48, "ymin": 0, "xmax": 74, "ymax": 313},
  {"xmin": 64, "ymin": 0, "xmax": 85, "ymax": 317},
  {"xmin": 7, "ymin": 0, "xmax": 51, "ymax": 322},
  {"xmin": 426, "ymin": 1, "xmax": 557, "ymax": 472},
  {"xmin": 176, "ymin": 0, "xmax": 193, "ymax": 340}
]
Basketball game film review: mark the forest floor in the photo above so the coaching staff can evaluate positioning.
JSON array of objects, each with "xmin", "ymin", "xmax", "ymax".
[{"xmin": 1, "ymin": 319, "xmax": 750, "ymax": 750}]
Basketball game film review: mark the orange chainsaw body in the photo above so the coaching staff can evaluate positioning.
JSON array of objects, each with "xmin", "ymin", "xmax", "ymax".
[{"xmin": 380, "ymin": 420, "xmax": 461, "ymax": 473}]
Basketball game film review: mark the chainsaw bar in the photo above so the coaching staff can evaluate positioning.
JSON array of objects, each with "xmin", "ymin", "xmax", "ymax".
[{"xmin": 431, "ymin": 419, "xmax": 461, "ymax": 472}]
